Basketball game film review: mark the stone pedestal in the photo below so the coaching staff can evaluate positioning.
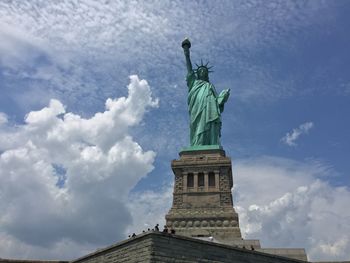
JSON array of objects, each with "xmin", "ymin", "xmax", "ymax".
[
  {"xmin": 166, "ymin": 149, "xmax": 244, "ymax": 246},
  {"xmin": 165, "ymin": 149, "xmax": 308, "ymax": 261}
]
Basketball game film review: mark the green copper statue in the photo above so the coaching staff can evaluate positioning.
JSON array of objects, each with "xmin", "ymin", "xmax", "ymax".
[{"xmin": 182, "ymin": 38, "xmax": 230, "ymax": 147}]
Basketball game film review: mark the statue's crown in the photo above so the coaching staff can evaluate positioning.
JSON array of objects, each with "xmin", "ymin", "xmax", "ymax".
[{"xmin": 195, "ymin": 59, "xmax": 214, "ymax": 73}]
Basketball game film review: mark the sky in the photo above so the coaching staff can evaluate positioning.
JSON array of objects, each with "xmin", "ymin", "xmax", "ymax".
[{"xmin": 0, "ymin": 0, "xmax": 349, "ymax": 261}]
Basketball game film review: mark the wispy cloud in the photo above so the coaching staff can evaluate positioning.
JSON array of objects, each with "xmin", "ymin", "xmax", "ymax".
[
  {"xmin": 281, "ymin": 122, "xmax": 314, "ymax": 146},
  {"xmin": 0, "ymin": 112, "xmax": 8, "ymax": 125},
  {"xmin": 0, "ymin": 0, "xmax": 339, "ymax": 108}
]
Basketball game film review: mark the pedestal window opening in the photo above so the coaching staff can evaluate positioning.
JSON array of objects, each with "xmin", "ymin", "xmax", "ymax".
[
  {"xmin": 198, "ymin": 172, "xmax": 204, "ymax": 187},
  {"xmin": 209, "ymin": 172, "xmax": 215, "ymax": 187},
  {"xmin": 187, "ymin": 173, "xmax": 194, "ymax": 188}
]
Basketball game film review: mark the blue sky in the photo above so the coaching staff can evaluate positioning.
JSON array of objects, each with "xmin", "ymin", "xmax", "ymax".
[{"xmin": 0, "ymin": 0, "xmax": 349, "ymax": 261}]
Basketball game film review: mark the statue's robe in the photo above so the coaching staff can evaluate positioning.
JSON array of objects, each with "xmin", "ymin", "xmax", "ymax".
[{"xmin": 187, "ymin": 71, "xmax": 226, "ymax": 146}]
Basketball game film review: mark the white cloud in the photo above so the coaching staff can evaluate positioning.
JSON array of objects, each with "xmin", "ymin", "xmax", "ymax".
[
  {"xmin": 126, "ymin": 184, "xmax": 173, "ymax": 235},
  {"xmin": 234, "ymin": 156, "xmax": 350, "ymax": 261},
  {"xmin": 0, "ymin": 22, "xmax": 51, "ymax": 69},
  {"xmin": 0, "ymin": 75, "xmax": 158, "ymax": 259},
  {"xmin": 281, "ymin": 121, "xmax": 314, "ymax": 146},
  {"xmin": 0, "ymin": 112, "xmax": 8, "ymax": 125}
]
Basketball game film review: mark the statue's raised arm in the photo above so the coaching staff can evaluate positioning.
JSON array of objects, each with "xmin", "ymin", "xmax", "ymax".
[{"xmin": 182, "ymin": 38, "xmax": 193, "ymax": 74}]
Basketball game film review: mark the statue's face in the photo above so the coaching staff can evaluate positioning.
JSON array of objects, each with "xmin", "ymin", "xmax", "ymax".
[{"xmin": 197, "ymin": 67, "xmax": 209, "ymax": 81}]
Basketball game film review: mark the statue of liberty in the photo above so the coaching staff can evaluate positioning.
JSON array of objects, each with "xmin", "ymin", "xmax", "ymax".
[{"xmin": 182, "ymin": 38, "xmax": 230, "ymax": 147}]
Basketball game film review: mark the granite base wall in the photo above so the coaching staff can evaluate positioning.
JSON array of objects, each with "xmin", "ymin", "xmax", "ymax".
[
  {"xmin": 72, "ymin": 232, "xmax": 307, "ymax": 263},
  {"xmin": 72, "ymin": 235, "xmax": 153, "ymax": 263}
]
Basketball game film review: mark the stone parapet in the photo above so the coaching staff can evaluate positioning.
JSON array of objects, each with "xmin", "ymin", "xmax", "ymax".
[
  {"xmin": 71, "ymin": 232, "xmax": 308, "ymax": 263},
  {"xmin": 257, "ymin": 248, "xmax": 308, "ymax": 262}
]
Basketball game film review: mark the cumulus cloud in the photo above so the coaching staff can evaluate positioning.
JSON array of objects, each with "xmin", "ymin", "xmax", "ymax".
[
  {"xmin": 0, "ymin": 75, "xmax": 158, "ymax": 259},
  {"xmin": 281, "ymin": 121, "xmax": 314, "ymax": 146},
  {"xmin": 234, "ymin": 156, "xmax": 350, "ymax": 261}
]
